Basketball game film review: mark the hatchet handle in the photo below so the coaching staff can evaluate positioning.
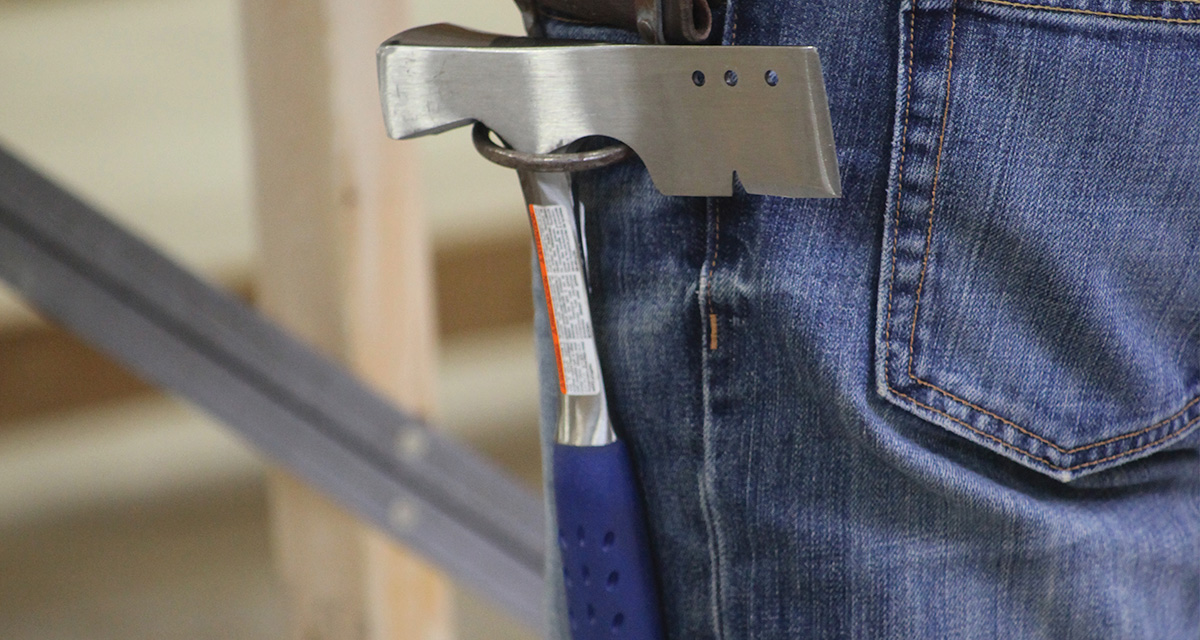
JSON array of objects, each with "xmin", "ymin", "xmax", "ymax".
[{"xmin": 554, "ymin": 440, "xmax": 666, "ymax": 640}]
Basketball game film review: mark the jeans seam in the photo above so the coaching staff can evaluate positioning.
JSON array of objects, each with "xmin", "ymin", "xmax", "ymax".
[
  {"xmin": 697, "ymin": 468, "xmax": 726, "ymax": 640},
  {"xmin": 700, "ymin": 195, "xmax": 727, "ymax": 640},
  {"xmin": 906, "ymin": 0, "xmax": 959, "ymax": 386},
  {"xmin": 975, "ymin": 0, "xmax": 1200, "ymax": 24},
  {"xmin": 707, "ymin": 201, "xmax": 722, "ymax": 351},
  {"xmin": 883, "ymin": 0, "xmax": 1200, "ymax": 471},
  {"xmin": 698, "ymin": 5, "xmax": 740, "ymax": 635},
  {"xmin": 882, "ymin": 0, "xmax": 919, "ymax": 397},
  {"xmin": 891, "ymin": 387, "xmax": 1200, "ymax": 470},
  {"xmin": 914, "ymin": 381, "xmax": 1200, "ymax": 454}
]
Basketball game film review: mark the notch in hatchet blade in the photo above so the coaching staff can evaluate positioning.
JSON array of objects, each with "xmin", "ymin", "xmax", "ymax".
[{"xmin": 378, "ymin": 24, "xmax": 841, "ymax": 198}]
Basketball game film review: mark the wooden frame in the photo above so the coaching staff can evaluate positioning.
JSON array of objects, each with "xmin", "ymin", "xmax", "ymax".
[{"xmin": 240, "ymin": 1, "xmax": 454, "ymax": 637}]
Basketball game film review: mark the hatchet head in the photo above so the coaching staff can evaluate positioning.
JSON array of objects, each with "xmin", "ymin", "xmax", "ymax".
[{"xmin": 378, "ymin": 24, "xmax": 841, "ymax": 198}]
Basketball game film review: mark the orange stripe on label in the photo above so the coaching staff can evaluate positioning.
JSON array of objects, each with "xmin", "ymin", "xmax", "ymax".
[{"xmin": 528, "ymin": 205, "xmax": 567, "ymax": 395}]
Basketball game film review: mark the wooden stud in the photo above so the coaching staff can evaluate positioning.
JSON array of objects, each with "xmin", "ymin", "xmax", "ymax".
[{"xmin": 239, "ymin": 1, "xmax": 454, "ymax": 638}]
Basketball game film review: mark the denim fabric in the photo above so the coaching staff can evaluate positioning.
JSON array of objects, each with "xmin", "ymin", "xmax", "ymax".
[{"xmin": 537, "ymin": 1, "xmax": 1200, "ymax": 638}]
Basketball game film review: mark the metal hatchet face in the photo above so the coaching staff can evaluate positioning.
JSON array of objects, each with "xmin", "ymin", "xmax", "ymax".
[{"xmin": 377, "ymin": 24, "xmax": 841, "ymax": 198}]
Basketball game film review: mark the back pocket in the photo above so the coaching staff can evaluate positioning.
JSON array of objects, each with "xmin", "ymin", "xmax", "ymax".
[{"xmin": 875, "ymin": 0, "xmax": 1200, "ymax": 480}]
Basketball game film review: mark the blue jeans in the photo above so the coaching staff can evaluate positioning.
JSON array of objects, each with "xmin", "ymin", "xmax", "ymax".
[{"xmin": 537, "ymin": 1, "xmax": 1200, "ymax": 637}]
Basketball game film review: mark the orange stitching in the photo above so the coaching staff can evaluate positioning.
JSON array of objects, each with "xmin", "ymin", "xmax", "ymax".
[
  {"xmin": 888, "ymin": 380, "xmax": 1200, "ymax": 471},
  {"xmin": 883, "ymin": 3, "xmax": 918, "ymax": 368},
  {"xmin": 889, "ymin": 381, "xmax": 1057, "ymax": 466},
  {"xmin": 706, "ymin": 4, "xmax": 736, "ymax": 353},
  {"xmin": 975, "ymin": 0, "xmax": 1200, "ymax": 24},
  {"xmin": 915, "ymin": 378, "xmax": 1200, "ymax": 453},
  {"xmin": 707, "ymin": 200, "xmax": 721, "ymax": 350},
  {"xmin": 907, "ymin": 0, "xmax": 958, "ymax": 382},
  {"xmin": 1070, "ymin": 415, "xmax": 1199, "ymax": 470},
  {"xmin": 904, "ymin": 0, "xmax": 1100, "ymax": 453},
  {"xmin": 881, "ymin": 0, "xmax": 1200, "ymax": 469}
]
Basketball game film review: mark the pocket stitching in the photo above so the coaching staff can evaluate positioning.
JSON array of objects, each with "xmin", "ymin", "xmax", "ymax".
[
  {"xmin": 883, "ymin": 0, "xmax": 1200, "ymax": 472},
  {"xmin": 895, "ymin": 386, "xmax": 1200, "ymax": 471},
  {"xmin": 976, "ymin": 0, "xmax": 1200, "ymax": 25},
  {"xmin": 882, "ymin": 0, "xmax": 920, "ymax": 359}
]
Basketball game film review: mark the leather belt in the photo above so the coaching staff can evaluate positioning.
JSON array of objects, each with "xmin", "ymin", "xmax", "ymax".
[{"xmin": 516, "ymin": 0, "xmax": 715, "ymax": 44}]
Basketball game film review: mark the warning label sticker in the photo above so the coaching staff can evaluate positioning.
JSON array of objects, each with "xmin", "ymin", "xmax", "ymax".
[{"xmin": 529, "ymin": 204, "xmax": 601, "ymax": 396}]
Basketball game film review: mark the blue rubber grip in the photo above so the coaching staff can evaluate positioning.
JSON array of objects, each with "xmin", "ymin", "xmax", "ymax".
[{"xmin": 554, "ymin": 440, "xmax": 665, "ymax": 640}]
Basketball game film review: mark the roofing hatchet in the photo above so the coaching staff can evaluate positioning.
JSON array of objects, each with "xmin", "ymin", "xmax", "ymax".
[
  {"xmin": 378, "ymin": 23, "xmax": 841, "ymax": 640},
  {"xmin": 377, "ymin": 23, "xmax": 841, "ymax": 198}
]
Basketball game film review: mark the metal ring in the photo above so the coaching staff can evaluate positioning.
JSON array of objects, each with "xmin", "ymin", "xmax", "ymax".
[{"xmin": 471, "ymin": 122, "xmax": 632, "ymax": 173}]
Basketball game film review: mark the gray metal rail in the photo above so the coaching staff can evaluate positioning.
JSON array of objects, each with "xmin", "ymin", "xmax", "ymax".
[{"xmin": 0, "ymin": 145, "xmax": 546, "ymax": 628}]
